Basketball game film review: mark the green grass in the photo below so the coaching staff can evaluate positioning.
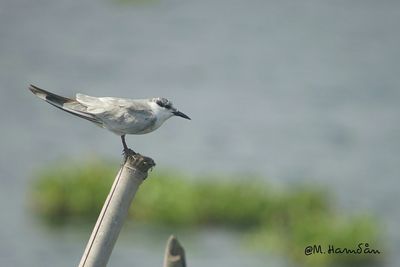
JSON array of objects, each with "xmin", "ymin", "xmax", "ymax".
[{"xmin": 29, "ymin": 160, "xmax": 384, "ymax": 266}]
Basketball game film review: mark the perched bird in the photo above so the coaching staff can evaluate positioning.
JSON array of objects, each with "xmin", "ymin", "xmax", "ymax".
[{"xmin": 29, "ymin": 84, "xmax": 191, "ymax": 154}]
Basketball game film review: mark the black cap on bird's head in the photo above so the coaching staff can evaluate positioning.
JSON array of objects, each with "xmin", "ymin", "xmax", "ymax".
[{"xmin": 154, "ymin": 97, "xmax": 191, "ymax": 120}]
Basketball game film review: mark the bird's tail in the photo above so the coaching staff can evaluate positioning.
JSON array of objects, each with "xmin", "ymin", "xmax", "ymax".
[{"xmin": 29, "ymin": 84, "xmax": 102, "ymax": 125}]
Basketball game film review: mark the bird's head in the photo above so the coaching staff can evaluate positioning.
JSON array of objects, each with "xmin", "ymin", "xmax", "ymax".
[{"xmin": 150, "ymin": 97, "xmax": 191, "ymax": 121}]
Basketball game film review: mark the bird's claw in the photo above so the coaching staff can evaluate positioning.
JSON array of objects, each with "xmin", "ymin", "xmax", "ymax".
[{"xmin": 123, "ymin": 148, "xmax": 136, "ymax": 159}]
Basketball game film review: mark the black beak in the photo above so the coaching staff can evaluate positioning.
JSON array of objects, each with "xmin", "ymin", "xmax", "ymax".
[{"xmin": 173, "ymin": 110, "xmax": 191, "ymax": 120}]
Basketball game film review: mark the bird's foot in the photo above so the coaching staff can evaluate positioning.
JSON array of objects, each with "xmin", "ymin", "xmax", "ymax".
[{"xmin": 123, "ymin": 148, "xmax": 136, "ymax": 159}]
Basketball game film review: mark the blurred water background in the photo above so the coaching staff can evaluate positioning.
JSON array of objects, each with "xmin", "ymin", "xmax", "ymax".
[{"xmin": 0, "ymin": 0, "xmax": 399, "ymax": 266}]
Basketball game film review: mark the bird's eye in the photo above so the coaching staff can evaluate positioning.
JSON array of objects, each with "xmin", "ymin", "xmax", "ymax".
[
  {"xmin": 156, "ymin": 100, "xmax": 165, "ymax": 107},
  {"xmin": 156, "ymin": 98, "xmax": 172, "ymax": 109}
]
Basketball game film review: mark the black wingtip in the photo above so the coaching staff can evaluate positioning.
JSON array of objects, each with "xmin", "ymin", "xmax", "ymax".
[
  {"xmin": 28, "ymin": 84, "xmax": 72, "ymax": 102},
  {"xmin": 29, "ymin": 84, "xmax": 45, "ymax": 95},
  {"xmin": 29, "ymin": 84, "xmax": 49, "ymax": 101},
  {"xmin": 29, "ymin": 84, "xmax": 38, "ymax": 93}
]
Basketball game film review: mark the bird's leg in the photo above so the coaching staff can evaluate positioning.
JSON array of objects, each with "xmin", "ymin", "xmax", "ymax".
[
  {"xmin": 121, "ymin": 135, "xmax": 136, "ymax": 156},
  {"xmin": 121, "ymin": 135, "xmax": 128, "ymax": 151}
]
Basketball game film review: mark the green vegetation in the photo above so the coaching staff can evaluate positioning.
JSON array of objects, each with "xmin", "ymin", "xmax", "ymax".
[{"xmin": 30, "ymin": 160, "xmax": 383, "ymax": 266}]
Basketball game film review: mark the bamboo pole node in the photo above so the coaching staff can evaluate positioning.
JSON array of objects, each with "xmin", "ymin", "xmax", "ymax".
[{"xmin": 124, "ymin": 152, "xmax": 156, "ymax": 177}]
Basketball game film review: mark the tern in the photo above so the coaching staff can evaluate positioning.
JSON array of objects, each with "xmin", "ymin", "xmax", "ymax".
[{"xmin": 29, "ymin": 84, "xmax": 191, "ymax": 154}]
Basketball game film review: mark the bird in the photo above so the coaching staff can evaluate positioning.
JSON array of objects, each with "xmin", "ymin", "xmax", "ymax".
[{"xmin": 29, "ymin": 84, "xmax": 191, "ymax": 155}]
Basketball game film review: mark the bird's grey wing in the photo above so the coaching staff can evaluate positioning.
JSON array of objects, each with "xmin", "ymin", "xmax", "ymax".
[
  {"xmin": 76, "ymin": 95, "xmax": 157, "ymax": 134},
  {"xmin": 75, "ymin": 94, "xmax": 110, "ymax": 114},
  {"xmin": 76, "ymin": 94, "xmax": 143, "ymax": 113}
]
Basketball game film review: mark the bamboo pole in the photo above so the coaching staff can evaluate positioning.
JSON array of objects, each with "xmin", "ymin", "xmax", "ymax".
[
  {"xmin": 78, "ymin": 153, "xmax": 155, "ymax": 267},
  {"xmin": 163, "ymin": 235, "xmax": 187, "ymax": 267}
]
